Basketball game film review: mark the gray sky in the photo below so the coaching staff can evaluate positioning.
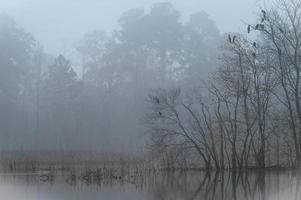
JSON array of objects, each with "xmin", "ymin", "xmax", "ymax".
[{"xmin": 0, "ymin": 0, "xmax": 271, "ymax": 55}]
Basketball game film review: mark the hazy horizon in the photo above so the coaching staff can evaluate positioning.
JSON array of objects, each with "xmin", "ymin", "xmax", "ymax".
[{"xmin": 0, "ymin": 0, "xmax": 270, "ymax": 55}]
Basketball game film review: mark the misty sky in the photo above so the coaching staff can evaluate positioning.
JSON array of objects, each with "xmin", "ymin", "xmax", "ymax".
[{"xmin": 0, "ymin": 0, "xmax": 271, "ymax": 54}]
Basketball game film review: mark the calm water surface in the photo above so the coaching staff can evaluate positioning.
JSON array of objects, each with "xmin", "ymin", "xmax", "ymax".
[{"xmin": 0, "ymin": 170, "xmax": 300, "ymax": 200}]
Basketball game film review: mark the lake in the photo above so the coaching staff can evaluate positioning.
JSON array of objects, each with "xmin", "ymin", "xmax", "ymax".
[{"xmin": 0, "ymin": 170, "xmax": 299, "ymax": 200}]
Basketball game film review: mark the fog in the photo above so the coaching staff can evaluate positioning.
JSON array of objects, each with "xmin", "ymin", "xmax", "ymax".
[
  {"xmin": 1, "ymin": 0, "xmax": 263, "ymax": 54},
  {"xmin": 0, "ymin": 0, "xmax": 299, "ymax": 168},
  {"xmin": 0, "ymin": 0, "xmax": 261, "ymax": 153},
  {"xmin": 4, "ymin": 0, "xmax": 301, "ymax": 200}
]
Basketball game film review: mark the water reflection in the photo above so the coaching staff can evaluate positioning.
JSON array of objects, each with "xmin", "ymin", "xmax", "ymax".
[{"xmin": 0, "ymin": 170, "xmax": 300, "ymax": 200}]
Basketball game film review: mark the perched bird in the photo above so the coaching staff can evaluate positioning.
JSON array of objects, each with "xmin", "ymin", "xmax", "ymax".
[
  {"xmin": 228, "ymin": 34, "xmax": 232, "ymax": 43},
  {"xmin": 252, "ymin": 52, "xmax": 256, "ymax": 59},
  {"xmin": 260, "ymin": 24, "xmax": 265, "ymax": 30},
  {"xmin": 253, "ymin": 42, "xmax": 257, "ymax": 48},
  {"xmin": 158, "ymin": 111, "xmax": 162, "ymax": 116},
  {"xmin": 154, "ymin": 97, "xmax": 160, "ymax": 104},
  {"xmin": 247, "ymin": 25, "xmax": 251, "ymax": 34},
  {"xmin": 279, "ymin": 28, "xmax": 284, "ymax": 33},
  {"xmin": 255, "ymin": 24, "xmax": 264, "ymax": 31},
  {"xmin": 262, "ymin": 10, "xmax": 267, "ymax": 19},
  {"xmin": 233, "ymin": 35, "xmax": 236, "ymax": 43}
]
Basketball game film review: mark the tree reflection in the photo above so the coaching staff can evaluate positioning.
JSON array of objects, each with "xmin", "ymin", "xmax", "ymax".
[{"xmin": 1, "ymin": 169, "xmax": 301, "ymax": 200}]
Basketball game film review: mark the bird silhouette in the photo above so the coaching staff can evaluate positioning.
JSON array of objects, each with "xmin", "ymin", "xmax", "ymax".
[
  {"xmin": 260, "ymin": 24, "xmax": 265, "ymax": 30},
  {"xmin": 247, "ymin": 25, "xmax": 251, "ymax": 34},
  {"xmin": 255, "ymin": 24, "xmax": 264, "ymax": 31},
  {"xmin": 228, "ymin": 34, "xmax": 232, "ymax": 43},
  {"xmin": 262, "ymin": 10, "xmax": 266, "ymax": 19}
]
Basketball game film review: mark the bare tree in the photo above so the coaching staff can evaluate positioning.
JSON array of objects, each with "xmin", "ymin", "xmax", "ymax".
[{"xmin": 253, "ymin": 0, "xmax": 301, "ymax": 167}]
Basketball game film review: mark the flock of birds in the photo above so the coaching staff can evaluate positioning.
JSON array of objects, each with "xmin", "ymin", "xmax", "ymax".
[
  {"xmin": 227, "ymin": 10, "xmax": 269, "ymax": 59},
  {"xmin": 151, "ymin": 9, "xmax": 278, "ymax": 118},
  {"xmin": 228, "ymin": 10, "xmax": 267, "ymax": 44}
]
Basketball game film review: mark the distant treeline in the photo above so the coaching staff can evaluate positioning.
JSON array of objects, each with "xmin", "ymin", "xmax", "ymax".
[{"xmin": 0, "ymin": 3, "xmax": 220, "ymax": 151}]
